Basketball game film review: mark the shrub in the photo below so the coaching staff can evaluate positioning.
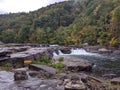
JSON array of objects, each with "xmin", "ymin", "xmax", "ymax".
[
  {"xmin": 33, "ymin": 55, "xmax": 52, "ymax": 65},
  {"xmin": 109, "ymin": 37, "xmax": 117, "ymax": 46},
  {"xmin": 0, "ymin": 63, "xmax": 13, "ymax": 70},
  {"xmin": 52, "ymin": 62, "xmax": 64, "ymax": 73},
  {"xmin": 58, "ymin": 57, "xmax": 64, "ymax": 62}
]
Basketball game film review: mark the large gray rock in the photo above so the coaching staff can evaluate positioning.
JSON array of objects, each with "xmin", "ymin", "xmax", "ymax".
[
  {"xmin": 112, "ymin": 50, "xmax": 120, "ymax": 55},
  {"xmin": 60, "ymin": 47, "xmax": 71, "ymax": 54},
  {"xmin": 62, "ymin": 56, "xmax": 93, "ymax": 72},
  {"xmin": 111, "ymin": 77, "xmax": 120, "ymax": 85},
  {"xmin": 10, "ymin": 48, "xmax": 53, "ymax": 68},
  {"xmin": 0, "ymin": 71, "xmax": 64, "ymax": 90},
  {"xmin": 64, "ymin": 77, "xmax": 86, "ymax": 90},
  {"xmin": 29, "ymin": 64, "xmax": 56, "ymax": 77},
  {"xmin": 14, "ymin": 68, "xmax": 28, "ymax": 81},
  {"xmin": 98, "ymin": 48, "xmax": 112, "ymax": 54},
  {"xmin": 83, "ymin": 45, "xmax": 101, "ymax": 53}
]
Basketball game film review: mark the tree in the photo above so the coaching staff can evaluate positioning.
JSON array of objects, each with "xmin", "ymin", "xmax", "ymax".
[
  {"xmin": 1, "ymin": 29, "xmax": 16, "ymax": 43},
  {"xmin": 17, "ymin": 25, "xmax": 31, "ymax": 43}
]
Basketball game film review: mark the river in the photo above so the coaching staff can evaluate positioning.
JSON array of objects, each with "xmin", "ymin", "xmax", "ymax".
[{"xmin": 55, "ymin": 48, "xmax": 120, "ymax": 76}]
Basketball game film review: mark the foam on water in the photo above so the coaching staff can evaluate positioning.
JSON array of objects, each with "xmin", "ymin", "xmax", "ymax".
[
  {"xmin": 55, "ymin": 48, "xmax": 99, "ymax": 56},
  {"xmin": 70, "ymin": 48, "xmax": 98, "ymax": 55}
]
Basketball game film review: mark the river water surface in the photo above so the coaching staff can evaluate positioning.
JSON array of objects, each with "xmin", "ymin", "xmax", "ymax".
[{"xmin": 57, "ymin": 48, "xmax": 120, "ymax": 76}]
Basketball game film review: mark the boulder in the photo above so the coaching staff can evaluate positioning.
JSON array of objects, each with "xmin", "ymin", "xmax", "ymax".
[
  {"xmin": 111, "ymin": 77, "xmax": 120, "ymax": 85},
  {"xmin": 60, "ymin": 47, "xmax": 71, "ymax": 54},
  {"xmin": 112, "ymin": 50, "xmax": 120, "ymax": 55},
  {"xmin": 87, "ymin": 76, "xmax": 106, "ymax": 90},
  {"xmin": 62, "ymin": 56, "xmax": 93, "ymax": 72},
  {"xmin": 14, "ymin": 68, "xmax": 28, "ymax": 81},
  {"xmin": 64, "ymin": 77, "xmax": 86, "ymax": 90},
  {"xmin": 11, "ymin": 53, "xmax": 34, "ymax": 68},
  {"xmin": 83, "ymin": 45, "xmax": 101, "ymax": 53},
  {"xmin": 29, "ymin": 64, "xmax": 56, "ymax": 77}
]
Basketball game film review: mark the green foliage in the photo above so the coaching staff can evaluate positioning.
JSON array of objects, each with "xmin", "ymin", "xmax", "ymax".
[
  {"xmin": 109, "ymin": 37, "xmax": 117, "ymax": 46},
  {"xmin": 0, "ymin": 63, "xmax": 13, "ymax": 70},
  {"xmin": 52, "ymin": 57, "xmax": 64, "ymax": 73},
  {"xmin": 58, "ymin": 57, "xmax": 64, "ymax": 62},
  {"xmin": 33, "ymin": 55, "xmax": 52, "ymax": 65},
  {"xmin": 0, "ymin": 0, "xmax": 120, "ymax": 46},
  {"xmin": 52, "ymin": 62, "xmax": 64, "ymax": 73},
  {"xmin": 4, "ymin": 63, "xmax": 13, "ymax": 67},
  {"xmin": 33, "ymin": 56, "xmax": 64, "ymax": 73}
]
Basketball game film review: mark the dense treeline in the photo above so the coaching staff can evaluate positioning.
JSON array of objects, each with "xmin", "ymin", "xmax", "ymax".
[{"xmin": 0, "ymin": 0, "xmax": 120, "ymax": 46}]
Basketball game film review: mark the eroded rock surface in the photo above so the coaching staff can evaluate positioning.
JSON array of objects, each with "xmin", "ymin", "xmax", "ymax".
[
  {"xmin": 111, "ymin": 77, "xmax": 120, "ymax": 85},
  {"xmin": 0, "ymin": 71, "xmax": 64, "ymax": 90},
  {"xmin": 63, "ymin": 56, "xmax": 93, "ymax": 72},
  {"xmin": 14, "ymin": 68, "xmax": 28, "ymax": 81},
  {"xmin": 29, "ymin": 64, "xmax": 56, "ymax": 77}
]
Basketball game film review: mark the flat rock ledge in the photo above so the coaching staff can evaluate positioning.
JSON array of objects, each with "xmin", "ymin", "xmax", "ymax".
[
  {"xmin": 29, "ymin": 64, "xmax": 56, "ymax": 77},
  {"xmin": 54, "ymin": 56, "xmax": 93, "ymax": 72},
  {"xmin": 111, "ymin": 77, "xmax": 120, "ymax": 85}
]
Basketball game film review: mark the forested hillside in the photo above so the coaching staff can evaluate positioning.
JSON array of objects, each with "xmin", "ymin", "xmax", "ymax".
[{"xmin": 0, "ymin": 0, "xmax": 120, "ymax": 46}]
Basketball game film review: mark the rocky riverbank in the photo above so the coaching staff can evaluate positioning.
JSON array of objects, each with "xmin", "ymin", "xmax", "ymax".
[
  {"xmin": 82, "ymin": 45, "xmax": 120, "ymax": 55},
  {"xmin": 0, "ymin": 45, "xmax": 120, "ymax": 90}
]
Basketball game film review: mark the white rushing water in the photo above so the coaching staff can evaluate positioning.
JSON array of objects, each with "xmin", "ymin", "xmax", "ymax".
[
  {"xmin": 53, "ymin": 52, "xmax": 58, "ymax": 56},
  {"xmin": 54, "ymin": 48, "xmax": 98, "ymax": 56},
  {"xmin": 53, "ymin": 48, "xmax": 99, "ymax": 56},
  {"xmin": 70, "ymin": 48, "xmax": 98, "ymax": 56}
]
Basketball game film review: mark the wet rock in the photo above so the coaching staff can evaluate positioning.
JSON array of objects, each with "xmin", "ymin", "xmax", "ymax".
[
  {"xmin": 111, "ymin": 77, "xmax": 120, "ymax": 85},
  {"xmin": 83, "ymin": 45, "xmax": 101, "ymax": 53},
  {"xmin": 14, "ymin": 68, "xmax": 28, "ymax": 81},
  {"xmin": 29, "ymin": 64, "xmax": 56, "ymax": 77},
  {"xmin": 98, "ymin": 48, "xmax": 112, "ymax": 54},
  {"xmin": 63, "ymin": 57, "xmax": 93, "ymax": 72},
  {"xmin": 112, "ymin": 50, "xmax": 120, "ymax": 55},
  {"xmin": 60, "ymin": 47, "xmax": 71, "ymax": 54}
]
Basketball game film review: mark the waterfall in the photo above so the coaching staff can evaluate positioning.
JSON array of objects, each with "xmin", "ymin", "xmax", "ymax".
[
  {"xmin": 53, "ymin": 48, "xmax": 98, "ymax": 56},
  {"xmin": 53, "ymin": 52, "xmax": 58, "ymax": 56},
  {"xmin": 70, "ymin": 48, "xmax": 97, "ymax": 55},
  {"xmin": 58, "ymin": 50, "xmax": 65, "ymax": 55},
  {"xmin": 53, "ymin": 50, "xmax": 66, "ymax": 56}
]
